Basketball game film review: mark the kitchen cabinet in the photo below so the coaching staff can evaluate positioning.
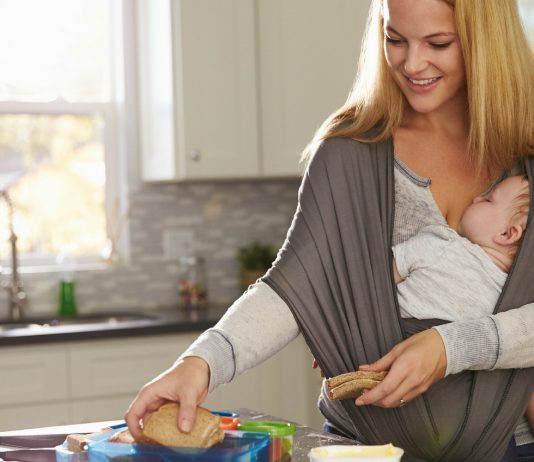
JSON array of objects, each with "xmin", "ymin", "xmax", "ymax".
[
  {"xmin": 138, "ymin": 0, "xmax": 260, "ymax": 181},
  {"xmin": 0, "ymin": 333, "xmax": 323, "ymax": 431},
  {"xmin": 257, "ymin": 0, "xmax": 370, "ymax": 176},
  {"xmin": 0, "ymin": 345, "xmax": 68, "ymax": 407},
  {"xmin": 138, "ymin": 0, "xmax": 370, "ymax": 181}
]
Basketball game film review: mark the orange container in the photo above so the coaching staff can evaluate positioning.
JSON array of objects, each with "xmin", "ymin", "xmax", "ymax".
[{"xmin": 220, "ymin": 416, "xmax": 240, "ymax": 431}]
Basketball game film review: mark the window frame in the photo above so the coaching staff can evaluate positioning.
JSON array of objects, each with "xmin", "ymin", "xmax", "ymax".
[{"xmin": 0, "ymin": 0, "xmax": 132, "ymax": 271}]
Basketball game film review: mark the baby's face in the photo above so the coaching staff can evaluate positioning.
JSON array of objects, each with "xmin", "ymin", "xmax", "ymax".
[{"xmin": 459, "ymin": 176, "xmax": 526, "ymax": 246}]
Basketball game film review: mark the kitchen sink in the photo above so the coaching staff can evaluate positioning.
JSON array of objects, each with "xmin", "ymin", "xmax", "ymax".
[{"xmin": 0, "ymin": 312, "xmax": 157, "ymax": 333}]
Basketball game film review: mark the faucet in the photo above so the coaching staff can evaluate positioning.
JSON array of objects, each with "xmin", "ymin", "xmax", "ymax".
[{"xmin": 0, "ymin": 189, "xmax": 27, "ymax": 320}]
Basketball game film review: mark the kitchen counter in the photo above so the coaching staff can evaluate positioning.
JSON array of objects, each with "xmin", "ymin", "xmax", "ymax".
[
  {"xmin": 0, "ymin": 409, "xmax": 424, "ymax": 462},
  {"xmin": 0, "ymin": 306, "xmax": 227, "ymax": 347}
]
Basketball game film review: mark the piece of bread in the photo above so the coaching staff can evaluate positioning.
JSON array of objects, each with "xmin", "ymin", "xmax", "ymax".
[
  {"xmin": 327, "ymin": 370, "xmax": 387, "ymax": 400},
  {"xmin": 108, "ymin": 428, "xmax": 136, "ymax": 444},
  {"xmin": 66, "ymin": 434, "xmax": 89, "ymax": 452},
  {"xmin": 136, "ymin": 403, "xmax": 224, "ymax": 448}
]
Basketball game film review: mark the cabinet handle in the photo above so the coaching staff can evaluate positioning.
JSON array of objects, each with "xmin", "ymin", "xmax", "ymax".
[{"xmin": 189, "ymin": 149, "xmax": 201, "ymax": 162}]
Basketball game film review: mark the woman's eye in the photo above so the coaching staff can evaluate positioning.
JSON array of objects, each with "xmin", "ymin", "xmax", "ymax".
[
  {"xmin": 385, "ymin": 36, "xmax": 403, "ymax": 45},
  {"xmin": 430, "ymin": 42, "xmax": 451, "ymax": 49}
]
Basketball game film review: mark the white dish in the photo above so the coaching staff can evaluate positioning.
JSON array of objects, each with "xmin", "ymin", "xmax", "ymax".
[{"xmin": 308, "ymin": 444, "xmax": 404, "ymax": 462}]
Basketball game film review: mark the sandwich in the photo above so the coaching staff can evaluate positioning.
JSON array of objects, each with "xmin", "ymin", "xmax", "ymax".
[
  {"xmin": 327, "ymin": 370, "xmax": 387, "ymax": 400},
  {"xmin": 109, "ymin": 403, "xmax": 224, "ymax": 448}
]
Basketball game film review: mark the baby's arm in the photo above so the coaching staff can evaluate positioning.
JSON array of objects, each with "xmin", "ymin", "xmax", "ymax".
[
  {"xmin": 392, "ymin": 225, "xmax": 453, "ymax": 286},
  {"xmin": 392, "ymin": 257, "xmax": 404, "ymax": 284}
]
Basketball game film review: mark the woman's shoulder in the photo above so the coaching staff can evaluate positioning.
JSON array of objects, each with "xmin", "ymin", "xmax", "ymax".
[{"xmin": 308, "ymin": 136, "xmax": 392, "ymax": 166}]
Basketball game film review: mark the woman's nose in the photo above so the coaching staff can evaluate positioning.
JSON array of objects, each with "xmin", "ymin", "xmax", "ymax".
[
  {"xmin": 472, "ymin": 195, "xmax": 484, "ymax": 203},
  {"xmin": 403, "ymin": 46, "xmax": 427, "ymax": 75}
]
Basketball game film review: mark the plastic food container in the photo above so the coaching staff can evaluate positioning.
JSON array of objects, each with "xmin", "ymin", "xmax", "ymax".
[
  {"xmin": 219, "ymin": 416, "xmax": 240, "ymax": 430},
  {"xmin": 238, "ymin": 421, "xmax": 296, "ymax": 462},
  {"xmin": 212, "ymin": 410, "xmax": 241, "ymax": 430},
  {"xmin": 308, "ymin": 444, "xmax": 404, "ymax": 462},
  {"xmin": 87, "ymin": 429, "xmax": 270, "ymax": 462}
]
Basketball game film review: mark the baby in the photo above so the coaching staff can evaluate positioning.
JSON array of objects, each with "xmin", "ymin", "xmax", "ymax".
[{"xmin": 392, "ymin": 175, "xmax": 533, "ymax": 434}]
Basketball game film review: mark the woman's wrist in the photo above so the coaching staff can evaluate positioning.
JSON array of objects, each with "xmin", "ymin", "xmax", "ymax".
[
  {"xmin": 432, "ymin": 316, "xmax": 499, "ymax": 376},
  {"xmin": 177, "ymin": 329, "xmax": 235, "ymax": 392}
]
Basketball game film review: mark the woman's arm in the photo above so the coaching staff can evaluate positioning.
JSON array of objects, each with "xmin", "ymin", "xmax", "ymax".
[
  {"xmin": 489, "ymin": 304, "xmax": 534, "ymax": 369},
  {"xmin": 355, "ymin": 303, "xmax": 534, "ymax": 408},
  {"xmin": 435, "ymin": 303, "xmax": 534, "ymax": 374},
  {"xmin": 125, "ymin": 281, "xmax": 300, "ymax": 437},
  {"xmin": 179, "ymin": 281, "xmax": 300, "ymax": 392}
]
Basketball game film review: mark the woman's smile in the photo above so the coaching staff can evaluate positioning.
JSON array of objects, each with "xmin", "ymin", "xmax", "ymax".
[{"xmin": 405, "ymin": 75, "xmax": 442, "ymax": 92}]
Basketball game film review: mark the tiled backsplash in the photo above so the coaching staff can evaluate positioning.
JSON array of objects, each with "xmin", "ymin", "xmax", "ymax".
[{"xmin": 9, "ymin": 178, "xmax": 300, "ymax": 317}]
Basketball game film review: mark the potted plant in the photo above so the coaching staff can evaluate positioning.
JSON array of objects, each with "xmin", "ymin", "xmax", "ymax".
[{"xmin": 237, "ymin": 241, "xmax": 277, "ymax": 290}]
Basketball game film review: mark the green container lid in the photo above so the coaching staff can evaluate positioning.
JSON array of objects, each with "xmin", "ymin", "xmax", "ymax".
[{"xmin": 238, "ymin": 421, "xmax": 296, "ymax": 437}]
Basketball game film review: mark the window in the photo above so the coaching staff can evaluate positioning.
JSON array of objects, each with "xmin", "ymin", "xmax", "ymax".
[
  {"xmin": 0, "ymin": 0, "xmax": 125, "ymax": 267},
  {"xmin": 519, "ymin": 0, "xmax": 534, "ymax": 42}
]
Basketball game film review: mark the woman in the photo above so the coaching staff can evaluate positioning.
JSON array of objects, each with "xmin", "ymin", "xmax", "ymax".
[{"xmin": 126, "ymin": 0, "xmax": 534, "ymax": 460}]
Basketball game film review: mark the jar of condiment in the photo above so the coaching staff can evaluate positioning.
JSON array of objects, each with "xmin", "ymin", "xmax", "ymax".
[{"xmin": 178, "ymin": 256, "xmax": 207, "ymax": 310}]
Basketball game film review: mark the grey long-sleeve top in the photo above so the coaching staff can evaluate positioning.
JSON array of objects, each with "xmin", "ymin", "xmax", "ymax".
[{"xmin": 180, "ymin": 156, "xmax": 534, "ymax": 444}]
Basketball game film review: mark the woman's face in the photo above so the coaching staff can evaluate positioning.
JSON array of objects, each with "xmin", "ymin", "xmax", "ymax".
[{"xmin": 382, "ymin": 0, "xmax": 466, "ymax": 115}]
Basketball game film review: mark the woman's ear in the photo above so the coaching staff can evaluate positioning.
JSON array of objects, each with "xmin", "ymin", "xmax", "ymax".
[{"xmin": 495, "ymin": 224, "xmax": 523, "ymax": 246}]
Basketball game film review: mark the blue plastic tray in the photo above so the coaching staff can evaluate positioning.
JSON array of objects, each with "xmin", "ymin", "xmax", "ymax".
[{"xmin": 87, "ymin": 429, "xmax": 270, "ymax": 462}]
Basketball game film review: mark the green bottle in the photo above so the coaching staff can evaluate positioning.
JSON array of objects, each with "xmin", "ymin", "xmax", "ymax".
[{"xmin": 59, "ymin": 279, "xmax": 77, "ymax": 316}]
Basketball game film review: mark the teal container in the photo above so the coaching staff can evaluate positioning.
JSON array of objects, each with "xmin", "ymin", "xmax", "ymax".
[
  {"xmin": 237, "ymin": 421, "xmax": 296, "ymax": 462},
  {"xmin": 59, "ymin": 280, "xmax": 77, "ymax": 315}
]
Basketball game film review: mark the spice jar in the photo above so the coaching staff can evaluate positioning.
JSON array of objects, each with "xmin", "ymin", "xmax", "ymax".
[{"xmin": 178, "ymin": 256, "xmax": 207, "ymax": 310}]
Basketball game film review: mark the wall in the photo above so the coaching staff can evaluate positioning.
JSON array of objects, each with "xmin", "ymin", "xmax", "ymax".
[{"xmin": 6, "ymin": 178, "xmax": 300, "ymax": 317}]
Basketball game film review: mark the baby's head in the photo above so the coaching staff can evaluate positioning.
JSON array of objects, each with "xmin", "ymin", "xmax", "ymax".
[{"xmin": 459, "ymin": 175, "xmax": 530, "ymax": 259}]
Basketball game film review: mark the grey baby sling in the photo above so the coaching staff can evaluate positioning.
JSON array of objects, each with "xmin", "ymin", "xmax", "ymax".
[{"xmin": 262, "ymin": 137, "xmax": 534, "ymax": 462}]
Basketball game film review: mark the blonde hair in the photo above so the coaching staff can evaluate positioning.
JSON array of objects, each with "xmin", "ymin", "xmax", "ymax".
[{"xmin": 302, "ymin": 0, "xmax": 534, "ymax": 174}]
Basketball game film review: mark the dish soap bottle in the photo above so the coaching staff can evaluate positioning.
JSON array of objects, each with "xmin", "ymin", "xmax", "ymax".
[{"xmin": 57, "ymin": 255, "xmax": 77, "ymax": 316}]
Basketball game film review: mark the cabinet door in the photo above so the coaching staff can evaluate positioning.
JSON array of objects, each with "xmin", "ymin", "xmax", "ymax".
[
  {"xmin": 139, "ymin": 0, "xmax": 260, "ymax": 181},
  {"xmin": 0, "ymin": 344, "xmax": 68, "ymax": 406},
  {"xmin": 0, "ymin": 345, "xmax": 69, "ymax": 431},
  {"xmin": 258, "ymin": 0, "xmax": 371, "ymax": 177}
]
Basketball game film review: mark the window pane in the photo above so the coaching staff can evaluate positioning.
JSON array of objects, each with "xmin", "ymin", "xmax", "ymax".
[
  {"xmin": 0, "ymin": 114, "xmax": 106, "ymax": 259},
  {"xmin": 0, "ymin": 0, "xmax": 111, "ymax": 102},
  {"xmin": 519, "ymin": 0, "xmax": 534, "ymax": 44}
]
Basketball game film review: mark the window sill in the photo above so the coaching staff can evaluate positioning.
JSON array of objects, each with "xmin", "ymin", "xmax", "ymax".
[{"xmin": 5, "ymin": 261, "xmax": 117, "ymax": 275}]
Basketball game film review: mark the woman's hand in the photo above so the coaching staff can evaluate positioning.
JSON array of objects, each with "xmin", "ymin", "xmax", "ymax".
[
  {"xmin": 355, "ymin": 329, "xmax": 447, "ymax": 408},
  {"xmin": 124, "ymin": 356, "xmax": 210, "ymax": 439}
]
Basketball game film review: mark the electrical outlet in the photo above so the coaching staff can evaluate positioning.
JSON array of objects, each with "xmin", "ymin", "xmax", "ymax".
[{"xmin": 163, "ymin": 229, "xmax": 195, "ymax": 260}]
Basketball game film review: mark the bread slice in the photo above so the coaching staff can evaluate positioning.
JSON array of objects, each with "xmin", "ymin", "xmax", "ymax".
[
  {"xmin": 327, "ymin": 371, "xmax": 387, "ymax": 400},
  {"xmin": 136, "ymin": 403, "xmax": 224, "ymax": 448},
  {"xmin": 66, "ymin": 433, "xmax": 89, "ymax": 452},
  {"xmin": 108, "ymin": 428, "xmax": 136, "ymax": 444}
]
